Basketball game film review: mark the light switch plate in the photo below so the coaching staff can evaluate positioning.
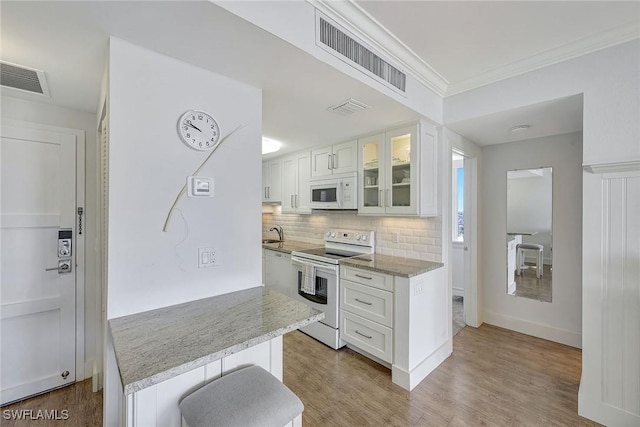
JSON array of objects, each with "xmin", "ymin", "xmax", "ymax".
[{"xmin": 187, "ymin": 176, "xmax": 214, "ymax": 198}]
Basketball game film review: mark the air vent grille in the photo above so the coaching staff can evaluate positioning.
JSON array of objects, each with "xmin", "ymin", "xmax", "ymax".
[
  {"xmin": 327, "ymin": 98, "xmax": 370, "ymax": 115},
  {"xmin": 0, "ymin": 62, "xmax": 49, "ymax": 96},
  {"xmin": 318, "ymin": 17, "xmax": 406, "ymax": 93}
]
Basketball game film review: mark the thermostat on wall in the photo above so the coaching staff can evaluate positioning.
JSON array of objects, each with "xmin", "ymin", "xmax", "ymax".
[{"xmin": 187, "ymin": 176, "xmax": 214, "ymax": 198}]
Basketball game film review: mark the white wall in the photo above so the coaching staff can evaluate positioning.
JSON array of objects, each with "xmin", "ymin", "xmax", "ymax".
[
  {"xmin": 104, "ymin": 38, "xmax": 262, "ymax": 426},
  {"xmin": 0, "ymin": 96, "xmax": 100, "ymax": 379},
  {"xmin": 106, "ymin": 38, "xmax": 262, "ymax": 319},
  {"xmin": 480, "ymin": 132, "xmax": 583, "ymax": 347},
  {"xmin": 443, "ymin": 39, "xmax": 640, "ymax": 426}
]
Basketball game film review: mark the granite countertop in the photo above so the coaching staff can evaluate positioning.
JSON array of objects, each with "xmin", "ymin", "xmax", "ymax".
[
  {"xmin": 109, "ymin": 286, "xmax": 323, "ymax": 395},
  {"xmin": 340, "ymin": 253, "xmax": 444, "ymax": 278},
  {"xmin": 262, "ymin": 239, "xmax": 322, "ymax": 254}
]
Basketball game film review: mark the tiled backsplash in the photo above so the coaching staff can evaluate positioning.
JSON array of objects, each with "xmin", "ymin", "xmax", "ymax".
[{"xmin": 262, "ymin": 208, "xmax": 442, "ymax": 262}]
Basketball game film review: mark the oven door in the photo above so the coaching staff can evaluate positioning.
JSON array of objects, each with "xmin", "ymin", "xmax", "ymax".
[{"xmin": 291, "ymin": 256, "xmax": 339, "ymax": 328}]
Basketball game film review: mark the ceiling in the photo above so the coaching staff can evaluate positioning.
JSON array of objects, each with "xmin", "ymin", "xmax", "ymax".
[{"xmin": 1, "ymin": 1, "xmax": 638, "ymax": 154}]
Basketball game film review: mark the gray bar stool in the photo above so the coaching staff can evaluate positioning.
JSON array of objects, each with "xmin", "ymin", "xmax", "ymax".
[
  {"xmin": 516, "ymin": 243, "xmax": 544, "ymax": 279},
  {"xmin": 179, "ymin": 365, "xmax": 304, "ymax": 427}
]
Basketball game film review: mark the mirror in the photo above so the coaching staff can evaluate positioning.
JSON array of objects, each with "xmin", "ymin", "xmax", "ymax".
[{"xmin": 506, "ymin": 167, "xmax": 553, "ymax": 302}]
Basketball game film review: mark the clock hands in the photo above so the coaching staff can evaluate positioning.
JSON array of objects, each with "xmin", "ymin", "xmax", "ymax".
[{"xmin": 186, "ymin": 122, "xmax": 202, "ymax": 133}]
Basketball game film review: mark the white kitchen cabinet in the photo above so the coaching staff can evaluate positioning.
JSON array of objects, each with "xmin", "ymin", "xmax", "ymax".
[
  {"xmin": 262, "ymin": 159, "xmax": 282, "ymax": 203},
  {"xmin": 358, "ymin": 122, "xmax": 438, "ymax": 216},
  {"xmin": 340, "ymin": 268, "xmax": 394, "ymax": 363},
  {"xmin": 311, "ymin": 140, "xmax": 357, "ymax": 177},
  {"xmin": 340, "ymin": 264, "xmax": 448, "ymax": 391},
  {"xmin": 264, "ymin": 249, "xmax": 293, "ymax": 297},
  {"xmin": 282, "ymin": 151, "xmax": 312, "ymax": 214}
]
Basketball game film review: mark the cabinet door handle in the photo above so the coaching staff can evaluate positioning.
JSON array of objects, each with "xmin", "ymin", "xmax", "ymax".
[
  {"xmin": 355, "ymin": 274, "xmax": 372, "ymax": 280},
  {"xmin": 333, "ymin": 154, "xmax": 337, "ymax": 169},
  {"xmin": 264, "ymin": 187, "xmax": 267, "ymax": 199},
  {"xmin": 386, "ymin": 189, "xmax": 391, "ymax": 207},
  {"xmin": 328, "ymin": 155, "xmax": 332, "ymax": 170},
  {"xmin": 268, "ymin": 187, "xmax": 271, "ymax": 199},
  {"xmin": 355, "ymin": 298, "xmax": 373, "ymax": 306},
  {"xmin": 291, "ymin": 195, "xmax": 294, "ymax": 208},
  {"xmin": 295, "ymin": 194, "xmax": 299, "ymax": 208},
  {"xmin": 379, "ymin": 190, "xmax": 383, "ymax": 207},
  {"xmin": 355, "ymin": 330, "xmax": 372, "ymax": 339}
]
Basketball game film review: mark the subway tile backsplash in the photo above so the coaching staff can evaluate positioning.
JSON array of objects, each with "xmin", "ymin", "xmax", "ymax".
[{"xmin": 262, "ymin": 209, "xmax": 442, "ymax": 262}]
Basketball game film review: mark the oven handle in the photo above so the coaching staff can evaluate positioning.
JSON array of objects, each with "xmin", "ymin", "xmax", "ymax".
[{"xmin": 291, "ymin": 256, "xmax": 339, "ymax": 274}]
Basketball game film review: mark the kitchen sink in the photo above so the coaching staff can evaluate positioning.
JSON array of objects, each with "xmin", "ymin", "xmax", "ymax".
[{"xmin": 262, "ymin": 239, "xmax": 283, "ymax": 244}]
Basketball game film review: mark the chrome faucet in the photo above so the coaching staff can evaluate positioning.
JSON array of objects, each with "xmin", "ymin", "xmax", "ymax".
[{"xmin": 269, "ymin": 225, "xmax": 283, "ymax": 241}]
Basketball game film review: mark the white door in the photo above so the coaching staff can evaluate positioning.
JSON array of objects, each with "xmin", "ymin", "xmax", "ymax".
[
  {"xmin": 281, "ymin": 156, "xmax": 297, "ymax": 213},
  {"xmin": 1, "ymin": 124, "xmax": 77, "ymax": 405}
]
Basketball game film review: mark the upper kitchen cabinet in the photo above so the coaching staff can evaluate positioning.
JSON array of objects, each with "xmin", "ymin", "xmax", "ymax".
[
  {"xmin": 358, "ymin": 122, "xmax": 438, "ymax": 217},
  {"xmin": 281, "ymin": 151, "xmax": 312, "ymax": 213},
  {"xmin": 311, "ymin": 140, "xmax": 357, "ymax": 177},
  {"xmin": 262, "ymin": 159, "xmax": 282, "ymax": 203}
]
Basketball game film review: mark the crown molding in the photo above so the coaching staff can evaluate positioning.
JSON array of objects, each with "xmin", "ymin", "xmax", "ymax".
[
  {"xmin": 443, "ymin": 21, "xmax": 640, "ymax": 96},
  {"xmin": 309, "ymin": 0, "xmax": 449, "ymax": 97},
  {"xmin": 584, "ymin": 160, "xmax": 640, "ymax": 175},
  {"xmin": 309, "ymin": 1, "xmax": 639, "ymax": 99}
]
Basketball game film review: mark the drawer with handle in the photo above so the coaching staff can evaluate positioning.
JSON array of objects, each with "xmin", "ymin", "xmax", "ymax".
[
  {"xmin": 341, "ymin": 266, "xmax": 393, "ymax": 291},
  {"xmin": 340, "ymin": 310, "xmax": 392, "ymax": 363},
  {"xmin": 341, "ymin": 280, "xmax": 393, "ymax": 327}
]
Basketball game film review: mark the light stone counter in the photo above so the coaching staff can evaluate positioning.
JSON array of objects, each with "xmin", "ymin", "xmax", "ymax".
[
  {"xmin": 340, "ymin": 253, "xmax": 443, "ymax": 278},
  {"xmin": 262, "ymin": 239, "xmax": 322, "ymax": 254},
  {"xmin": 109, "ymin": 286, "xmax": 323, "ymax": 395}
]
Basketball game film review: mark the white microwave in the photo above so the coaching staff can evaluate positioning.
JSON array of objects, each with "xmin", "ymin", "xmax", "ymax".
[{"xmin": 309, "ymin": 172, "xmax": 357, "ymax": 210}]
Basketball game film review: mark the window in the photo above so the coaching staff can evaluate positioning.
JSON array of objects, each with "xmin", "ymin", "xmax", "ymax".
[{"xmin": 452, "ymin": 153, "xmax": 464, "ymax": 242}]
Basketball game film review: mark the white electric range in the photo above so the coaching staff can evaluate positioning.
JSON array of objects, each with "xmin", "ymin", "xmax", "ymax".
[{"xmin": 290, "ymin": 229, "xmax": 375, "ymax": 349}]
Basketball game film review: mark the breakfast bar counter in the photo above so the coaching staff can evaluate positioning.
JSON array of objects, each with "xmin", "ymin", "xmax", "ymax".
[{"xmin": 109, "ymin": 286, "xmax": 323, "ymax": 395}]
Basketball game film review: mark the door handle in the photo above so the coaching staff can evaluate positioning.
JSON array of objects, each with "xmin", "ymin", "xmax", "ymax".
[
  {"xmin": 333, "ymin": 154, "xmax": 337, "ymax": 169},
  {"xmin": 379, "ymin": 190, "xmax": 383, "ymax": 207},
  {"xmin": 386, "ymin": 189, "xmax": 391, "ymax": 207},
  {"xmin": 295, "ymin": 194, "xmax": 299, "ymax": 208},
  {"xmin": 328, "ymin": 156, "xmax": 332, "ymax": 170},
  {"xmin": 291, "ymin": 195, "xmax": 294, "ymax": 208},
  {"xmin": 355, "ymin": 298, "xmax": 373, "ymax": 306},
  {"xmin": 45, "ymin": 260, "xmax": 72, "ymax": 274}
]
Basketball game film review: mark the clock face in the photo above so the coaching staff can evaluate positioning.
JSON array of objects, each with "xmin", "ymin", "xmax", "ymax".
[{"xmin": 178, "ymin": 110, "xmax": 220, "ymax": 151}]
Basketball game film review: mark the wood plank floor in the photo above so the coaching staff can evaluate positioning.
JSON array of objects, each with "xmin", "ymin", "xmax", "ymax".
[
  {"xmin": 0, "ymin": 378, "xmax": 102, "ymax": 427},
  {"xmin": 1, "ymin": 324, "xmax": 598, "ymax": 426},
  {"xmin": 284, "ymin": 325, "xmax": 600, "ymax": 426}
]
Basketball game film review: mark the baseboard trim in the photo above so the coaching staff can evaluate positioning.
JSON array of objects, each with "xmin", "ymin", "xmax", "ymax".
[
  {"xmin": 392, "ymin": 340, "xmax": 451, "ymax": 391},
  {"xmin": 484, "ymin": 310, "xmax": 581, "ymax": 348}
]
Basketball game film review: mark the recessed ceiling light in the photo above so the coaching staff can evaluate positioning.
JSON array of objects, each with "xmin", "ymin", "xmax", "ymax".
[
  {"xmin": 262, "ymin": 138, "xmax": 281, "ymax": 154},
  {"xmin": 510, "ymin": 124, "xmax": 531, "ymax": 133}
]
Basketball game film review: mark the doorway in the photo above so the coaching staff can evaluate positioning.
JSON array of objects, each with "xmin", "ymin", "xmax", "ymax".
[
  {"xmin": 0, "ymin": 120, "xmax": 85, "ymax": 405},
  {"xmin": 451, "ymin": 151, "xmax": 466, "ymax": 335}
]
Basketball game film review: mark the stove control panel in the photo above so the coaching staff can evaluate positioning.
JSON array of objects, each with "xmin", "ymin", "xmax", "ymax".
[{"xmin": 325, "ymin": 229, "xmax": 374, "ymax": 248}]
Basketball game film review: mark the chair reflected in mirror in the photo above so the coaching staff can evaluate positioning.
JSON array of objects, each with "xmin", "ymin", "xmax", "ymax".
[{"xmin": 506, "ymin": 167, "xmax": 553, "ymax": 302}]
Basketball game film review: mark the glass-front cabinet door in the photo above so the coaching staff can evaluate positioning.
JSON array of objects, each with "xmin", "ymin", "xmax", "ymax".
[
  {"xmin": 385, "ymin": 125, "xmax": 418, "ymax": 215},
  {"xmin": 358, "ymin": 133, "xmax": 385, "ymax": 214}
]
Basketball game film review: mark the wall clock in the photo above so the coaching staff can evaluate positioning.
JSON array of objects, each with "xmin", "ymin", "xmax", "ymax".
[{"xmin": 178, "ymin": 110, "xmax": 220, "ymax": 151}]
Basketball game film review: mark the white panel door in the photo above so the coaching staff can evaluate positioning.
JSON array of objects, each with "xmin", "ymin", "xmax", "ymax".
[
  {"xmin": 311, "ymin": 145, "xmax": 333, "ymax": 177},
  {"xmin": 332, "ymin": 140, "xmax": 357, "ymax": 175},
  {"xmin": 0, "ymin": 125, "xmax": 77, "ymax": 405}
]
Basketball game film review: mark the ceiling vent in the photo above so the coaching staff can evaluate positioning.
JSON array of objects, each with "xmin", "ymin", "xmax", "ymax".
[
  {"xmin": 327, "ymin": 98, "xmax": 370, "ymax": 116},
  {"xmin": 316, "ymin": 12, "xmax": 406, "ymax": 94},
  {"xmin": 0, "ymin": 61, "xmax": 50, "ymax": 97}
]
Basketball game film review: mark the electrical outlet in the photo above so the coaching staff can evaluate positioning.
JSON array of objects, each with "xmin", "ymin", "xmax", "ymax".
[
  {"xmin": 414, "ymin": 280, "xmax": 424, "ymax": 296},
  {"xmin": 392, "ymin": 232, "xmax": 400, "ymax": 243},
  {"xmin": 198, "ymin": 247, "xmax": 217, "ymax": 268}
]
